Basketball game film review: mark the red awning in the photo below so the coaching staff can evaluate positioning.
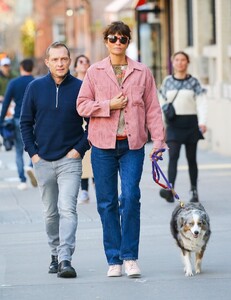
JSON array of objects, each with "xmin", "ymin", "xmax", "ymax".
[{"xmin": 135, "ymin": 0, "xmax": 147, "ymax": 8}]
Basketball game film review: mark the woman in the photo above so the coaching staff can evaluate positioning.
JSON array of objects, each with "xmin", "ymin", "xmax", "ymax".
[
  {"xmin": 74, "ymin": 55, "xmax": 94, "ymax": 203},
  {"xmin": 159, "ymin": 51, "xmax": 207, "ymax": 203},
  {"xmin": 77, "ymin": 21, "xmax": 166, "ymax": 278}
]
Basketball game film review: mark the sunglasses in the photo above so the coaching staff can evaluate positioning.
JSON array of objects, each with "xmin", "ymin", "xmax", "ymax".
[
  {"xmin": 107, "ymin": 35, "xmax": 129, "ymax": 45},
  {"xmin": 78, "ymin": 59, "xmax": 89, "ymax": 65}
]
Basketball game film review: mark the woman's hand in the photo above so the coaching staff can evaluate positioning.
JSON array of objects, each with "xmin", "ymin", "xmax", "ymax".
[
  {"xmin": 110, "ymin": 92, "xmax": 128, "ymax": 110},
  {"xmin": 199, "ymin": 124, "xmax": 207, "ymax": 134},
  {"xmin": 149, "ymin": 148, "xmax": 163, "ymax": 161}
]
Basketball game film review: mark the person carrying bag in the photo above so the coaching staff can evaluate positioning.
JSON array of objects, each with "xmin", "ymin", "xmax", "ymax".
[
  {"xmin": 162, "ymin": 88, "xmax": 181, "ymax": 122},
  {"xmin": 159, "ymin": 51, "xmax": 207, "ymax": 203}
]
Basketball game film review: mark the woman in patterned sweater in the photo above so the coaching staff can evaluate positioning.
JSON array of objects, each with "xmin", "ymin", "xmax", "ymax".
[{"xmin": 159, "ymin": 51, "xmax": 207, "ymax": 203}]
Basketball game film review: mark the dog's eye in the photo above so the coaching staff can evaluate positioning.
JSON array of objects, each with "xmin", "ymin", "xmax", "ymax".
[
  {"xmin": 198, "ymin": 222, "xmax": 202, "ymax": 226},
  {"xmin": 189, "ymin": 222, "xmax": 194, "ymax": 226}
]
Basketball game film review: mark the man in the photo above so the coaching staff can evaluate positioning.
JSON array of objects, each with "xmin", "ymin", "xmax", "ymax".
[
  {"xmin": 20, "ymin": 42, "xmax": 89, "ymax": 278},
  {"xmin": 77, "ymin": 21, "xmax": 167, "ymax": 278},
  {"xmin": 0, "ymin": 57, "xmax": 17, "ymax": 102},
  {"xmin": 0, "ymin": 59, "xmax": 37, "ymax": 190}
]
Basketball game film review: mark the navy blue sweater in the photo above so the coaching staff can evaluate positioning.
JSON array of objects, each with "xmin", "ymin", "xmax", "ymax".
[
  {"xmin": 20, "ymin": 72, "xmax": 90, "ymax": 161},
  {"xmin": 0, "ymin": 75, "xmax": 34, "ymax": 123}
]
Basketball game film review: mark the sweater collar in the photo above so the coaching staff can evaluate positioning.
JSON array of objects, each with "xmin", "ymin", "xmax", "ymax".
[{"xmin": 47, "ymin": 70, "xmax": 71, "ymax": 85}]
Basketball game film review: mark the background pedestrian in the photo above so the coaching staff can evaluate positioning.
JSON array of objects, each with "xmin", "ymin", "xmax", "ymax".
[
  {"xmin": 74, "ymin": 54, "xmax": 94, "ymax": 203},
  {"xmin": 0, "ymin": 57, "xmax": 18, "ymax": 102},
  {"xmin": 159, "ymin": 51, "xmax": 207, "ymax": 203},
  {"xmin": 0, "ymin": 58, "xmax": 37, "ymax": 190}
]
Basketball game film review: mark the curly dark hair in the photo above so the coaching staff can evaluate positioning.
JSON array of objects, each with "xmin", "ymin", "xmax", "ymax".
[{"xmin": 103, "ymin": 21, "xmax": 131, "ymax": 42}]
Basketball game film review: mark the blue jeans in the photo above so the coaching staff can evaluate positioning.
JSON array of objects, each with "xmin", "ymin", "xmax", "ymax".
[
  {"xmin": 14, "ymin": 118, "xmax": 26, "ymax": 182},
  {"xmin": 91, "ymin": 139, "xmax": 145, "ymax": 265},
  {"xmin": 33, "ymin": 156, "xmax": 82, "ymax": 262}
]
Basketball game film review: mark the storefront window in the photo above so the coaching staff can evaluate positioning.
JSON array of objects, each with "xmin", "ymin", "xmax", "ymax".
[
  {"xmin": 136, "ymin": 3, "xmax": 162, "ymax": 84},
  {"xmin": 209, "ymin": 0, "xmax": 216, "ymax": 44},
  {"xmin": 186, "ymin": 0, "xmax": 193, "ymax": 46}
]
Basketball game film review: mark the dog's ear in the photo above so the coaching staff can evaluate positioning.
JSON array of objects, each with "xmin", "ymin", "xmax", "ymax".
[
  {"xmin": 179, "ymin": 217, "xmax": 185, "ymax": 228},
  {"xmin": 201, "ymin": 213, "xmax": 210, "ymax": 225},
  {"xmin": 200, "ymin": 213, "xmax": 210, "ymax": 231},
  {"xmin": 202, "ymin": 219, "xmax": 207, "ymax": 225}
]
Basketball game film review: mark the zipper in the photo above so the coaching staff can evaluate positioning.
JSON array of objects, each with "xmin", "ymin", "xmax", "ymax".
[
  {"xmin": 55, "ymin": 85, "xmax": 59, "ymax": 108},
  {"xmin": 53, "ymin": 74, "xmax": 67, "ymax": 108}
]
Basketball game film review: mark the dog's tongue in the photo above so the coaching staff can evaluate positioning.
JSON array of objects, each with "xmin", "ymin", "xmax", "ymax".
[{"xmin": 193, "ymin": 234, "xmax": 198, "ymax": 238}]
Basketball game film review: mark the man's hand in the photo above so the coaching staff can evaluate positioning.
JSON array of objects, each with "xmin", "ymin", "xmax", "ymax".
[
  {"xmin": 66, "ymin": 149, "xmax": 81, "ymax": 159},
  {"xmin": 31, "ymin": 154, "xmax": 40, "ymax": 164},
  {"xmin": 109, "ymin": 92, "xmax": 128, "ymax": 110},
  {"xmin": 0, "ymin": 124, "xmax": 3, "ymax": 137}
]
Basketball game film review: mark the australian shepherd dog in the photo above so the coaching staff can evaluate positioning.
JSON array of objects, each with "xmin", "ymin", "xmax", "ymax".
[{"xmin": 170, "ymin": 203, "xmax": 211, "ymax": 276}]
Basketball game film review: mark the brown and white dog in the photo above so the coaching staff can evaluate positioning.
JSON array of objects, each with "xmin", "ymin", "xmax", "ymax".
[{"xmin": 170, "ymin": 203, "xmax": 211, "ymax": 276}]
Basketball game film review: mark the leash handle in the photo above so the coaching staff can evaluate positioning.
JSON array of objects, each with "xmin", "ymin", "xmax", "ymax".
[{"xmin": 152, "ymin": 149, "xmax": 180, "ymax": 201}]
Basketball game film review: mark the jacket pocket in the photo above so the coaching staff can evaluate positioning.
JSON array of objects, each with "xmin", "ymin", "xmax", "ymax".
[{"xmin": 131, "ymin": 86, "xmax": 145, "ymax": 106}]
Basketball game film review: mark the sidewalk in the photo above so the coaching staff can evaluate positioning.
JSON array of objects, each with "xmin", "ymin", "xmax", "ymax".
[{"xmin": 0, "ymin": 144, "xmax": 231, "ymax": 300}]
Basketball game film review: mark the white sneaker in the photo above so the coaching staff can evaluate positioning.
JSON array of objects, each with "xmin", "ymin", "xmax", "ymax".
[
  {"xmin": 26, "ymin": 167, "xmax": 38, "ymax": 187},
  {"xmin": 107, "ymin": 265, "xmax": 122, "ymax": 277},
  {"xmin": 124, "ymin": 260, "xmax": 141, "ymax": 278},
  {"xmin": 78, "ymin": 190, "xmax": 89, "ymax": 203},
  {"xmin": 17, "ymin": 182, "xmax": 28, "ymax": 190}
]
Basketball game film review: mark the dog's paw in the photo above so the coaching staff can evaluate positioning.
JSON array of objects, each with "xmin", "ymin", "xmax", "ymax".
[
  {"xmin": 185, "ymin": 269, "xmax": 194, "ymax": 276},
  {"xmin": 195, "ymin": 268, "xmax": 201, "ymax": 274}
]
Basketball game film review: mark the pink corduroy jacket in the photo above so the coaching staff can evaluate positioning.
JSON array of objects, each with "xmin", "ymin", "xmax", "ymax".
[{"xmin": 77, "ymin": 56, "xmax": 167, "ymax": 150}]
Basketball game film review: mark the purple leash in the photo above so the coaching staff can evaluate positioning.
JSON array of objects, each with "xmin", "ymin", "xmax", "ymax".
[{"xmin": 152, "ymin": 149, "xmax": 184, "ymax": 206}]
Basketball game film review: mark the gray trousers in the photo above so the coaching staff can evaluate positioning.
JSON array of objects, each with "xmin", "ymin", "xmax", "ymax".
[{"xmin": 34, "ymin": 156, "xmax": 82, "ymax": 262}]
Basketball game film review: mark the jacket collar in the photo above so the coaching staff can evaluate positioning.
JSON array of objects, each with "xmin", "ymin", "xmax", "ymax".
[
  {"xmin": 95, "ymin": 56, "xmax": 142, "ymax": 86},
  {"xmin": 96, "ymin": 56, "xmax": 142, "ymax": 71}
]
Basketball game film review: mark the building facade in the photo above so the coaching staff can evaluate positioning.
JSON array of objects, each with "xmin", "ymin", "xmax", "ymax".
[
  {"xmin": 0, "ymin": 0, "xmax": 33, "ymax": 63},
  {"xmin": 172, "ymin": 0, "xmax": 231, "ymax": 155},
  {"xmin": 1, "ymin": 0, "xmax": 229, "ymax": 155}
]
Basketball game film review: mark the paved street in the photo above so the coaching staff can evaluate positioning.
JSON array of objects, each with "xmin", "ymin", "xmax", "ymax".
[{"xmin": 0, "ymin": 143, "xmax": 231, "ymax": 300}]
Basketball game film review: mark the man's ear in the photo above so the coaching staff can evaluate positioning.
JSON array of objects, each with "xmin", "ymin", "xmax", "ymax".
[{"xmin": 44, "ymin": 59, "xmax": 49, "ymax": 68}]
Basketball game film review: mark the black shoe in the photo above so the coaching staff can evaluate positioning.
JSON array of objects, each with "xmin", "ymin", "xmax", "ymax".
[
  {"xmin": 57, "ymin": 260, "xmax": 77, "ymax": 278},
  {"xmin": 159, "ymin": 189, "xmax": 174, "ymax": 203},
  {"xmin": 48, "ymin": 255, "xmax": 58, "ymax": 274},
  {"xmin": 189, "ymin": 189, "xmax": 199, "ymax": 203}
]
